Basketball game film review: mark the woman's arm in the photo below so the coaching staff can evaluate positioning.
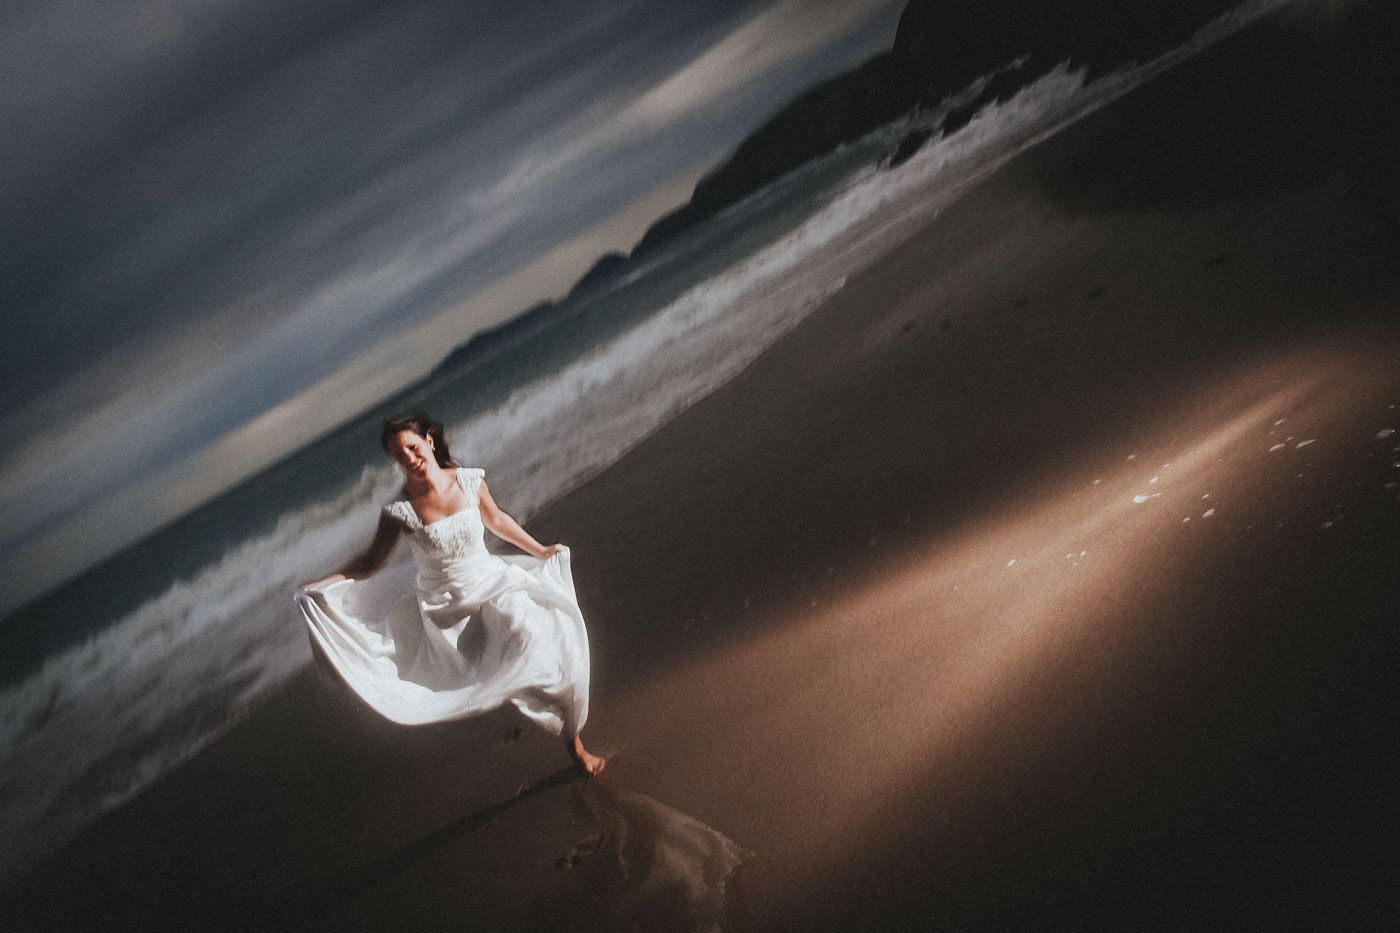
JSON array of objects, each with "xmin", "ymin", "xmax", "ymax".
[
  {"xmin": 477, "ymin": 480, "xmax": 560, "ymax": 559},
  {"xmin": 301, "ymin": 511, "xmax": 403, "ymax": 589}
]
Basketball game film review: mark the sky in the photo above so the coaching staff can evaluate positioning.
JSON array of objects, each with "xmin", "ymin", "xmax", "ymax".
[{"xmin": 0, "ymin": 0, "xmax": 905, "ymax": 616}]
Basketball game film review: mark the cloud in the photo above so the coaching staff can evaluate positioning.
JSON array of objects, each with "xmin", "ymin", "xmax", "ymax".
[
  {"xmin": 0, "ymin": 0, "xmax": 906, "ymax": 615},
  {"xmin": 0, "ymin": 167, "xmax": 705, "ymax": 617},
  {"xmin": 623, "ymin": 0, "xmax": 896, "ymax": 127}
]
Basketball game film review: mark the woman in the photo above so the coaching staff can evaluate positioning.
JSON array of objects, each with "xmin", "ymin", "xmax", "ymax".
[{"xmin": 295, "ymin": 412, "xmax": 605, "ymax": 775}]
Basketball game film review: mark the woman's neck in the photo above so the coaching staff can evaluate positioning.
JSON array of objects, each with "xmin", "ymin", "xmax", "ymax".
[{"xmin": 404, "ymin": 463, "xmax": 451, "ymax": 496}]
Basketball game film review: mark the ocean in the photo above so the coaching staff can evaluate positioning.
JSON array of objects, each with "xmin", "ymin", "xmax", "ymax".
[{"xmin": 0, "ymin": 0, "xmax": 1285, "ymax": 887}]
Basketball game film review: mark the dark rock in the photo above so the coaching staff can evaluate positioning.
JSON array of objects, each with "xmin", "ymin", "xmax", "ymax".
[
  {"xmin": 430, "ymin": 300, "xmax": 555, "ymax": 377},
  {"xmin": 635, "ymin": 1, "xmax": 1247, "ymax": 258},
  {"xmin": 894, "ymin": 0, "xmax": 1243, "ymax": 97},
  {"xmin": 633, "ymin": 52, "xmax": 916, "ymax": 257},
  {"xmin": 888, "ymin": 128, "xmax": 934, "ymax": 169},
  {"xmin": 567, "ymin": 251, "xmax": 629, "ymax": 300}
]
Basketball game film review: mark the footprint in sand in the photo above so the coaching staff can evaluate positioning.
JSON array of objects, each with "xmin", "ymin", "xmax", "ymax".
[{"xmin": 556, "ymin": 832, "xmax": 606, "ymax": 871}]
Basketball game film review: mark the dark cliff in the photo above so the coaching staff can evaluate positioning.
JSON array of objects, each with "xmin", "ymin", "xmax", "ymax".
[
  {"xmin": 441, "ymin": 0, "xmax": 1261, "ymax": 377},
  {"xmin": 634, "ymin": 1, "xmax": 1244, "ymax": 257},
  {"xmin": 632, "ymin": 52, "xmax": 915, "ymax": 256}
]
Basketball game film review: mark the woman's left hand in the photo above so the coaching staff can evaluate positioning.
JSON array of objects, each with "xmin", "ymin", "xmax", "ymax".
[{"xmin": 537, "ymin": 543, "xmax": 565, "ymax": 559}]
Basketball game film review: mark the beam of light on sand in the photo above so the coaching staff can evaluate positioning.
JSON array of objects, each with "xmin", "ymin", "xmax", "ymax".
[{"xmin": 605, "ymin": 341, "xmax": 1388, "ymax": 897}]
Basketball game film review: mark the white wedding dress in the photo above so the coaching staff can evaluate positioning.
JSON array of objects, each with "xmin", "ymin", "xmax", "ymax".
[{"xmin": 294, "ymin": 467, "xmax": 590, "ymax": 736}]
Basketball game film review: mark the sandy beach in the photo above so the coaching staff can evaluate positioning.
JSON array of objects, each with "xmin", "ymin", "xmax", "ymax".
[{"xmin": 6, "ymin": 7, "xmax": 1399, "ymax": 930}]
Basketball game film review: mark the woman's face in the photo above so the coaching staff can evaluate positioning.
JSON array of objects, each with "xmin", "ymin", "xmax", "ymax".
[{"xmin": 388, "ymin": 429, "xmax": 435, "ymax": 476}]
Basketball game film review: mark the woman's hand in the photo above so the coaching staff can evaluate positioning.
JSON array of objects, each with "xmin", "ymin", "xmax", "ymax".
[
  {"xmin": 300, "ymin": 572, "xmax": 347, "ymax": 591},
  {"xmin": 301, "ymin": 514, "xmax": 403, "ymax": 591},
  {"xmin": 480, "ymin": 481, "xmax": 564, "ymax": 560}
]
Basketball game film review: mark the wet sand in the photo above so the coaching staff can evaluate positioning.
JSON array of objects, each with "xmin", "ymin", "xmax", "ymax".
[{"xmin": 6, "ymin": 7, "xmax": 1400, "ymax": 930}]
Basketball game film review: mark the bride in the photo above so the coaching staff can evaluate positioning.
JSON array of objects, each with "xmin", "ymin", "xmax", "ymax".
[{"xmin": 295, "ymin": 412, "xmax": 605, "ymax": 775}]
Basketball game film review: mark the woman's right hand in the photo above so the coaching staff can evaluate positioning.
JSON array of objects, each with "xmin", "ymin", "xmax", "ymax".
[
  {"xmin": 301, "ymin": 514, "xmax": 402, "ymax": 591},
  {"xmin": 300, "ymin": 572, "xmax": 347, "ymax": 591}
]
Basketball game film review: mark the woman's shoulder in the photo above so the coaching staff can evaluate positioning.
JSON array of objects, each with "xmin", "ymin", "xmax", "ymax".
[
  {"xmin": 381, "ymin": 498, "xmax": 416, "ymax": 526},
  {"xmin": 455, "ymin": 465, "xmax": 485, "ymax": 494}
]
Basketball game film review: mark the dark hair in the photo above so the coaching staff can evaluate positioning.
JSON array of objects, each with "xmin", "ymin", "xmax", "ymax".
[{"xmin": 380, "ymin": 411, "xmax": 460, "ymax": 468}]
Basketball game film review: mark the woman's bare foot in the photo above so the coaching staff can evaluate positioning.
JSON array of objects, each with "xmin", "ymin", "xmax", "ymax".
[{"xmin": 569, "ymin": 734, "xmax": 606, "ymax": 776}]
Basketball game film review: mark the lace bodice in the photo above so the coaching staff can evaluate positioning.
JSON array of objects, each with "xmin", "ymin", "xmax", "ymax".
[
  {"xmin": 300, "ymin": 461, "xmax": 590, "ymax": 736},
  {"xmin": 384, "ymin": 467, "xmax": 490, "ymax": 574}
]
